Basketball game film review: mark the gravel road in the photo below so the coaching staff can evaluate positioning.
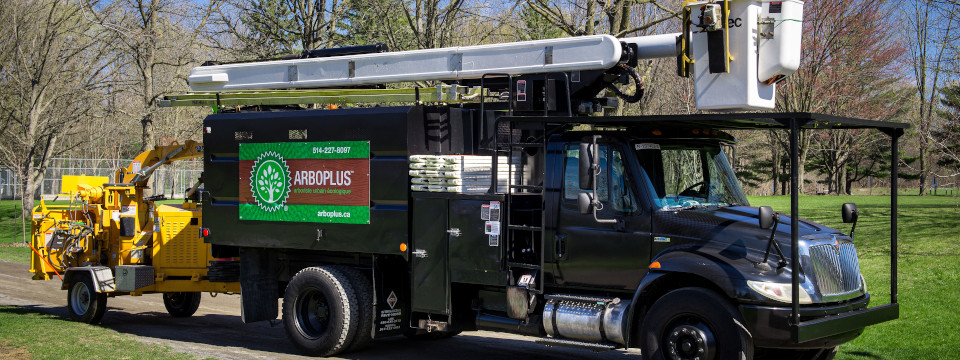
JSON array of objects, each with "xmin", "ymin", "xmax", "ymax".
[{"xmin": 0, "ymin": 261, "xmax": 642, "ymax": 359}]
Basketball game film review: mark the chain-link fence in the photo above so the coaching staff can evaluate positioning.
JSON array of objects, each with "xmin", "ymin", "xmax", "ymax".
[{"xmin": 0, "ymin": 158, "xmax": 202, "ymax": 200}]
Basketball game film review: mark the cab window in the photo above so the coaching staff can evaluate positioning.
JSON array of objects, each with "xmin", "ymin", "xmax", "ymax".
[{"xmin": 562, "ymin": 143, "xmax": 638, "ymax": 213}]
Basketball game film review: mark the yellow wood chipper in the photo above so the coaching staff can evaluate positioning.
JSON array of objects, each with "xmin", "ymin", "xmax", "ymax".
[{"xmin": 28, "ymin": 140, "xmax": 240, "ymax": 323}]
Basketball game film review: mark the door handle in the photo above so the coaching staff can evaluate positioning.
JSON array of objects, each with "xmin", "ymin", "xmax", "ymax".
[{"xmin": 555, "ymin": 234, "xmax": 567, "ymax": 259}]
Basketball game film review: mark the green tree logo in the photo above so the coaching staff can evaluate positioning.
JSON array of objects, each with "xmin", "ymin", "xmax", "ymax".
[{"xmin": 250, "ymin": 151, "xmax": 291, "ymax": 212}]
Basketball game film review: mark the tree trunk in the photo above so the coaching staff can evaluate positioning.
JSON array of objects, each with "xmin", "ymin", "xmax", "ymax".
[
  {"xmin": 141, "ymin": 111, "xmax": 155, "ymax": 152},
  {"xmin": 918, "ymin": 142, "xmax": 926, "ymax": 195},
  {"xmin": 20, "ymin": 168, "xmax": 39, "ymax": 218},
  {"xmin": 585, "ymin": 0, "xmax": 595, "ymax": 34},
  {"xmin": 840, "ymin": 166, "xmax": 848, "ymax": 195},
  {"xmin": 140, "ymin": 7, "xmax": 157, "ymax": 153},
  {"xmin": 845, "ymin": 171, "xmax": 854, "ymax": 195}
]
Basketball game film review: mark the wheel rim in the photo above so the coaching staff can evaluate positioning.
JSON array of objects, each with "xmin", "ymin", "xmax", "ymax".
[
  {"xmin": 663, "ymin": 317, "xmax": 716, "ymax": 360},
  {"xmin": 295, "ymin": 287, "xmax": 331, "ymax": 340},
  {"xmin": 70, "ymin": 281, "xmax": 91, "ymax": 315},
  {"xmin": 166, "ymin": 293, "xmax": 185, "ymax": 309}
]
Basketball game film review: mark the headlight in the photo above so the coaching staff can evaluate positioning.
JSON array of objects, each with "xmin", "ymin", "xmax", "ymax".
[{"xmin": 747, "ymin": 280, "xmax": 813, "ymax": 304}]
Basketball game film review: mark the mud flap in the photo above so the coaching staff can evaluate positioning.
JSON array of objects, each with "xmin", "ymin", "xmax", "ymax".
[{"xmin": 239, "ymin": 247, "xmax": 278, "ymax": 323}]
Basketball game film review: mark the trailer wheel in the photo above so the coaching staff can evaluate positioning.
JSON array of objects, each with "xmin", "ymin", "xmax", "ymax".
[
  {"xmin": 334, "ymin": 266, "xmax": 374, "ymax": 352},
  {"xmin": 67, "ymin": 274, "xmax": 107, "ymax": 324},
  {"xmin": 283, "ymin": 266, "xmax": 359, "ymax": 356},
  {"xmin": 639, "ymin": 287, "xmax": 752, "ymax": 360},
  {"xmin": 163, "ymin": 292, "xmax": 202, "ymax": 317}
]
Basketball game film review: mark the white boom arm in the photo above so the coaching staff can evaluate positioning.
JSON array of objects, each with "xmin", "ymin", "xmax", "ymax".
[
  {"xmin": 188, "ymin": 0, "xmax": 802, "ymax": 111},
  {"xmin": 189, "ymin": 35, "xmax": 629, "ymax": 92}
]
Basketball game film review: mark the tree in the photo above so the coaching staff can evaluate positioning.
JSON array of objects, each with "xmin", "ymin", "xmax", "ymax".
[
  {"xmin": 775, "ymin": 0, "xmax": 906, "ymax": 194},
  {"xmin": 0, "ymin": 0, "xmax": 115, "ymax": 217},
  {"xmin": 932, "ymin": 84, "xmax": 960, "ymax": 176},
  {"xmin": 905, "ymin": 0, "xmax": 955, "ymax": 195},
  {"xmin": 211, "ymin": 0, "xmax": 350, "ymax": 59},
  {"xmin": 526, "ymin": 0, "xmax": 677, "ymax": 37},
  {"xmin": 85, "ymin": 0, "xmax": 221, "ymax": 153},
  {"xmin": 335, "ymin": 0, "xmax": 420, "ymax": 50},
  {"xmin": 515, "ymin": 2, "xmax": 566, "ymax": 41}
]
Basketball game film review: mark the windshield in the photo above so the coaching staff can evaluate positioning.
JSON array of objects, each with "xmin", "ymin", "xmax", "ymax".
[{"xmin": 635, "ymin": 143, "xmax": 748, "ymax": 209}]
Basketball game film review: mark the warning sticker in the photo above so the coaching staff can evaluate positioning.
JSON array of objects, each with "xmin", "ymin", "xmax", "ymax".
[
  {"xmin": 518, "ymin": 274, "xmax": 534, "ymax": 287},
  {"xmin": 516, "ymin": 80, "xmax": 527, "ymax": 102},
  {"xmin": 480, "ymin": 204, "xmax": 490, "ymax": 221},
  {"xmin": 378, "ymin": 308, "xmax": 402, "ymax": 332},
  {"xmin": 386, "ymin": 291, "xmax": 398, "ymax": 309},
  {"xmin": 120, "ymin": 205, "xmax": 137, "ymax": 216},
  {"xmin": 488, "ymin": 235, "xmax": 499, "ymax": 247},
  {"xmin": 378, "ymin": 291, "xmax": 402, "ymax": 333},
  {"xmin": 484, "ymin": 221, "xmax": 500, "ymax": 236},
  {"xmin": 489, "ymin": 202, "xmax": 501, "ymax": 221}
]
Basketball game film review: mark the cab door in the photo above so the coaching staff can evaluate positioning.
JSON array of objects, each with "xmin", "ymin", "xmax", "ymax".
[{"xmin": 550, "ymin": 141, "xmax": 652, "ymax": 291}]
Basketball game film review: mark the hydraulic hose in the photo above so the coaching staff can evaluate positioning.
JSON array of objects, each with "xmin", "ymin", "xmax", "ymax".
[{"xmin": 605, "ymin": 64, "xmax": 645, "ymax": 103}]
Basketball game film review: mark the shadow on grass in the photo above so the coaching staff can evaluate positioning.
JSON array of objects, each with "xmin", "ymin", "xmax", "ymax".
[{"xmin": 843, "ymin": 351, "xmax": 882, "ymax": 359}]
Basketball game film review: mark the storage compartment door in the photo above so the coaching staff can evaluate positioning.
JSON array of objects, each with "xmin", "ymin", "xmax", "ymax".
[{"xmin": 411, "ymin": 197, "xmax": 449, "ymax": 314}]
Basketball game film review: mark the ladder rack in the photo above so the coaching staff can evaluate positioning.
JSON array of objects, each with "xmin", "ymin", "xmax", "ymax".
[{"xmin": 157, "ymin": 86, "xmax": 486, "ymax": 108}]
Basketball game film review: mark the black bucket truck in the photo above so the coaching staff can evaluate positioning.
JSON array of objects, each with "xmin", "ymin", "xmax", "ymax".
[{"xmin": 161, "ymin": 1, "xmax": 902, "ymax": 358}]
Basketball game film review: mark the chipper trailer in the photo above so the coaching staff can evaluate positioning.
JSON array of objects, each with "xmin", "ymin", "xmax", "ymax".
[
  {"xmin": 38, "ymin": 0, "xmax": 897, "ymax": 358},
  {"xmin": 29, "ymin": 140, "xmax": 240, "ymax": 323}
]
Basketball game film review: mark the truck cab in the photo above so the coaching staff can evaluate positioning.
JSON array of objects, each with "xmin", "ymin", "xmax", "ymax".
[{"xmin": 539, "ymin": 127, "xmax": 869, "ymax": 356}]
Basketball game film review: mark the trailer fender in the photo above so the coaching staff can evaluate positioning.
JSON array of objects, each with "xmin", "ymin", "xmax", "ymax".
[{"xmin": 61, "ymin": 266, "xmax": 116, "ymax": 293}]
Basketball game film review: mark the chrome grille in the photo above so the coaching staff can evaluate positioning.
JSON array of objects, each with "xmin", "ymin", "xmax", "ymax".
[{"xmin": 809, "ymin": 243, "xmax": 861, "ymax": 296}]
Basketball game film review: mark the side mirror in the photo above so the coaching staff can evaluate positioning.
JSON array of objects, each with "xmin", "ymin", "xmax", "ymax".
[
  {"xmin": 578, "ymin": 192, "xmax": 594, "ymax": 215},
  {"xmin": 579, "ymin": 143, "xmax": 596, "ymax": 190},
  {"xmin": 758, "ymin": 206, "xmax": 776, "ymax": 229},
  {"xmin": 841, "ymin": 203, "xmax": 858, "ymax": 223},
  {"xmin": 757, "ymin": 206, "xmax": 786, "ymax": 270}
]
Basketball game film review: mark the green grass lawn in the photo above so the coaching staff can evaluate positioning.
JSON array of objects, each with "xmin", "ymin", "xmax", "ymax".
[
  {"xmin": 0, "ymin": 200, "xmax": 31, "ymax": 263},
  {"xmin": 750, "ymin": 195, "xmax": 960, "ymax": 360},
  {"xmin": 0, "ymin": 305, "xmax": 194, "ymax": 360}
]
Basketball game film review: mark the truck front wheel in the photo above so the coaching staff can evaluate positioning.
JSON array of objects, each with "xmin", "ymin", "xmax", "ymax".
[
  {"xmin": 67, "ymin": 274, "xmax": 107, "ymax": 324},
  {"xmin": 163, "ymin": 292, "xmax": 202, "ymax": 317},
  {"xmin": 639, "ymin": 287, "xmax": 752, "ymax": 360},
  {"xmin": 282, "ymin": 266, "xmax": 359, "ymax": 356}
]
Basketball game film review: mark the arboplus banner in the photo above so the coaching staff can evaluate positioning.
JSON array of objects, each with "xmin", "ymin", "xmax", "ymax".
[{"xmin": 239, "ymin": 141, "xmax": 370, "ymax": 224}]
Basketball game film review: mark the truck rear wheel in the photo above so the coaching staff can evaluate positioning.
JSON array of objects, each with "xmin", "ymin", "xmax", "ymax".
[
  {"xmin": 67, "ymin": 274, "xmax": 107, "ymax": 324},
  {"xmin": 334, "ymin": 266, "xmax": 374, "ymax": 352},
  {"xmin": 163, "ymin": 292, "xmax": 202, "ymax": 317},
  {"xmin": 283, "ymin": 266, "xmax": 359, "ymax": 356},
  {"xmin": 639, "ymin": 287, "xmax": 752, "ymax": 360}
]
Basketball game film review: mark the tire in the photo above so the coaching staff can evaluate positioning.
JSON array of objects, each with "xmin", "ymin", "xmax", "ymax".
[
  {"xmin": 283, "ymin": 266, "xmax": 360, "ymax": 356},
  {"xmin": 639, "ymin": 287, "xmax": 753, "ymax": 360},
  {"xmin": 67, "ymin": 274, "xmax": 107, "ymax": 324},
  {"xmin": 334, "ymin": 266, "xmax": 374, "ymax": 352},
  {"xmin": 163, "ymin": 292, "xmax": 202, "ymax": 317}
]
